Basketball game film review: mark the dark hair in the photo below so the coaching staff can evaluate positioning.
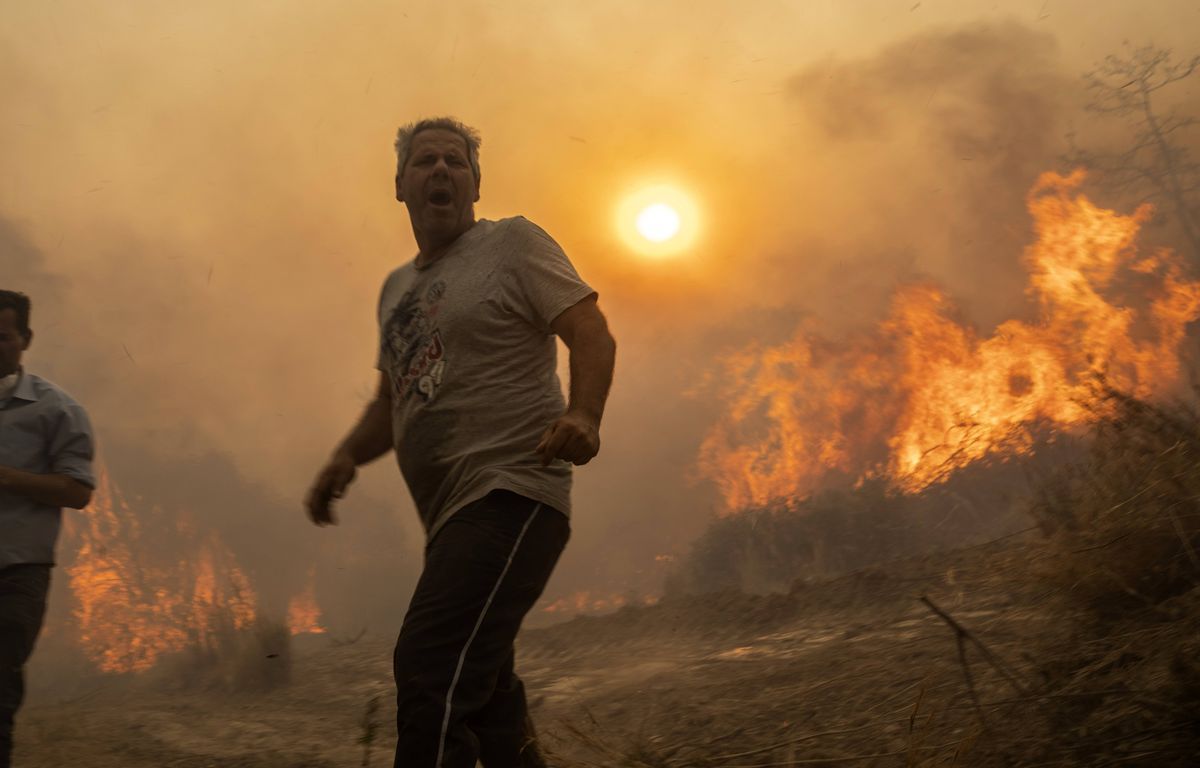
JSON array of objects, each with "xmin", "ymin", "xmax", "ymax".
[{"xmin": 0, "ymin": 290, "xmax": 32, "ymax": 339}]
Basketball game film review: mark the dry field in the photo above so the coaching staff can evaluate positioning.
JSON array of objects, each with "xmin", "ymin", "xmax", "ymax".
[{"xmin": 14, "ymin": 526, "xmax": 1198, "ymax": 767}]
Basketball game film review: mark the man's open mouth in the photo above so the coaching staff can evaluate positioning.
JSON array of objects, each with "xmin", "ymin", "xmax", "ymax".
[{"xmin": 428, "ymin": 190, "xmax": 453, "ymax": 206}]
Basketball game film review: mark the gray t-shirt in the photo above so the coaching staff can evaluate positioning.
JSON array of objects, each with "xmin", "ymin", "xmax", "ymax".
[
  {"xmin": 0, "ymin": 370, "xmax": 96, "ymax": 569},
  {"xmin": 376, "ymin": 217, "xmax": 595, "ymax": 538}
]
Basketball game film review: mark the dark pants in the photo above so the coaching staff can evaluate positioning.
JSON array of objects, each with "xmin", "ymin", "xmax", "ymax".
[
  {"xmin": 0, "ymin": 565, "xmax": 50, "ymax": 768},
  {"xmin": 393, "ymin": 491, "xmax": 569, "ymax": 768}
]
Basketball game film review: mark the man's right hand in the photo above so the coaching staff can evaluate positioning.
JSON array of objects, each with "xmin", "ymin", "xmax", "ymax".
[{"xmin": 306, "ymin": 450, "xmax": 358, "ymax": 526}]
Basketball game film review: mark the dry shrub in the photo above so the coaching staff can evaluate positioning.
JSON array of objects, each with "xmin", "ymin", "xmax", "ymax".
[
  {"xmin": 154, "ymin": 609, "xmax": 292, "ymax": 692},
  {"xmin": 1029, "ymin": 386, "xmax": 1200, "ymax": 619},
  {"xmin": 669, "ymin": 462, "xmax": 1032, "ymax": 595},
  {"xmin": 984, "ymin": 385, "xmax": 1200, "ymax": 765},
  {"xmin": 667, "ymin": 481, "xmax": 919, "ymax": 594}
]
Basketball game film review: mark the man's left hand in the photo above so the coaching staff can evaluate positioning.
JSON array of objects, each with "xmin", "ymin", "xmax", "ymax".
[{"xmin": 536, "ymin": 411, "xmax": 600, "ymax": 466}]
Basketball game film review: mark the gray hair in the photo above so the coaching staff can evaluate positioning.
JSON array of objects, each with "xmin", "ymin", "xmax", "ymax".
[{"xmin": 394, "ymin": 117, "xmax": 482, "ymax": 185}]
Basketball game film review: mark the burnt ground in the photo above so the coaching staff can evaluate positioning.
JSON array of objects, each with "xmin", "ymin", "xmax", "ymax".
[{"xmin": 14, "ymin": 531, "xmax": 1200, "ymax": 767}]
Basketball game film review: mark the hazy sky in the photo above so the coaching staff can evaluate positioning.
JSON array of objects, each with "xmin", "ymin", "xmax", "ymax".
[{"xmin": 4, "ymin": 0, "xmax": 1199, "ymax": 626}]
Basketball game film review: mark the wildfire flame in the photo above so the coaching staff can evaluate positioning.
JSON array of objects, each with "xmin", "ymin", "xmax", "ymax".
[
  {"xmin": 67, "ymin": 464, "xmax": 323, "ymax": 672},
  {"xmin": 287, "ymin": 569, "xmax": 326, "ymax": 635},
  {"xmin": 700, "ymin": 170, "xmax": 1200, "ymax": 511}
]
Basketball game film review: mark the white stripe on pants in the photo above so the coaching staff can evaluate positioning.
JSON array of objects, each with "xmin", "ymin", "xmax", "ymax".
[{"xmin": 434, "ymin": 504, "xmax": 542, "ymax": 768}]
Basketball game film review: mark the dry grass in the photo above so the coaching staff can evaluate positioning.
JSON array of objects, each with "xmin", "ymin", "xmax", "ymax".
[
  {"xmin": 1008, "ymin": 386, "xmax": 1200, "ymax": 765},
  {"xmin": 19, "ymin": 388, "xmax": 1200, "ymax": 766},
  {"xmin": 541, "ymin": 386, "xmax": 1200, "ymax": 767}
]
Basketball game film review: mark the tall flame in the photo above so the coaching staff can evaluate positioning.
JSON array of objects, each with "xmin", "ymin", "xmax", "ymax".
[{"xmin": 700, "ymin": 171, "xmax": 1200, "ymax": 511}]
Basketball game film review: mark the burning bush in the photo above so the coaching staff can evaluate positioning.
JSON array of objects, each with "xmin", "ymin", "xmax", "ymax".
[
  {"xmin": 698, "ymin": 170, "xmax": 1200, "ymax": 514},
  {"xmin": 678, "ymin": 169, "xmax": 1200, "ymax": 606},
  {"xmin": 59, "ymin": 464, "xmax": 327, "ymax": 682},
  {"xmin": 676, "ymin": 422, "xmax": 1069, "ymax": 597}
]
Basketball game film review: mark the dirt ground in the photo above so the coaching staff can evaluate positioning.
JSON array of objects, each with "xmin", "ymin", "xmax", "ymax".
[{"xmin": 13, "ymin": 531, "xmax": 1198, "ymax": 767}]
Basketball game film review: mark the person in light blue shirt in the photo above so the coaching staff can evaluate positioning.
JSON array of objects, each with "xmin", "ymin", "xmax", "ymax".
[{"xmin": 0, "ymin": 290, "xmax": 94, "ymax": 768}]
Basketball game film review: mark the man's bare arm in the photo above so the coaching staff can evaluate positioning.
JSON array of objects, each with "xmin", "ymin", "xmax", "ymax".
[
  {"xmin": 0, "ymin": 466, "xmax": 93, "ymax": 509},
  {"xmin": 537, "ymin": 295, "xmax": 616, "ymax": 466},
  {"xmin": 306, "ymin": 371, "xmax": 394, "ymax": 526}
]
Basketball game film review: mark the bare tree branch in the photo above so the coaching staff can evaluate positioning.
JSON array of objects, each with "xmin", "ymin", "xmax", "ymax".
[{"xmin": 1071, "ymin": 44, "xmax": 1200, "ymax": 263}]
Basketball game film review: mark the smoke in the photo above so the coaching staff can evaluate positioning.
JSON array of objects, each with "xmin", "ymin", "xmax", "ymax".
[
  {"xmin": 1, "ymin": 218, "xmax": 66, "ymax": 347},
  {"xmin": 772, "ymin": 22, "xmax": 1077, "ymax": 334},
  {"xmin": 3, "ymin": 1, "xmax": 1198, "ymax": 649}
]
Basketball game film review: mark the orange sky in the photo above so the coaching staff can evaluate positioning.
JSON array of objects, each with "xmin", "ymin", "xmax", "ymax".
[{"xmin": 4, "ymin": 0, "xmax": 1199, "ymax": 620}]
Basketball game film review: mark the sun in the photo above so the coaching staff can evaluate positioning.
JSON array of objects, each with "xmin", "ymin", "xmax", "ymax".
[
  {"xmin": 636, "ymin": 203, "xmax": 681, "ymax": 243},
  {"xmin": 616, "ymin": 183, "xmax": 700, "ymax": 258}
]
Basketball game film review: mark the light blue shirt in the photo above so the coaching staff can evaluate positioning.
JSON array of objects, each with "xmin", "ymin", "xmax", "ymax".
[{"xmin": 0, "ymin": 370, "xmax": 95, "ymax": 569}]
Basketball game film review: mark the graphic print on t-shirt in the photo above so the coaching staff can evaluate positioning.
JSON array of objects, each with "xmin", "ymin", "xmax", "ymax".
[{"xmin": 382, "ymin": 279, "xmax": 448, "ymax": 402}]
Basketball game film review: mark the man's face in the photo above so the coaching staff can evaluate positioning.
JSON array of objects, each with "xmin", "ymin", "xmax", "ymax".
[
  {"xmin": 0, "ymin": 309, "xmax": 30, "ymax": 378},
  {"xmin": 395, "ymin": 128, "xmax": 480, "ymax": 246}
]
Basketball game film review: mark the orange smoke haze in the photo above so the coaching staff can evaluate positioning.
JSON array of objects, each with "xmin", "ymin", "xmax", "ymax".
[{"xmin": 4, "ymin": 1, "xmax": 1200, "ymax": 639}]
